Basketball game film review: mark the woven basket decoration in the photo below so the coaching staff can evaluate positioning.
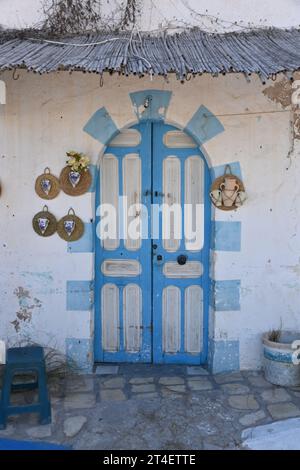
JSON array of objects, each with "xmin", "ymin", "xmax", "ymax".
[
  {"xmin": 59, "ymin": 166, "xmax": 92, "ymax": 196},
  {"xmin": 210, "ymin": 165, "xmax": 246, "ymax": 211},
  {"xmin": 35, "ymin": 167, "xmax": 60, "ymax": 200},
  {"xmin": 32, "ymin": 205, "xmax": 57, "ymax": 237},
  {"xmin": 57, "ymin": 208, "xmax": 84, "ymax": 242}
]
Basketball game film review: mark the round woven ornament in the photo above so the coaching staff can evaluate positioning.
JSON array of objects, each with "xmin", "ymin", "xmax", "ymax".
[
  {"xmin": 59, "ymin": 166, "xmax": 92, "ymax": 196},
  {"xmin": 32, "ymin": 205, "xmax": 57, "ymax": 237},
  {"xmin": 57, "ymin": 208, "xmax": 84, "ymax": 242},
  {"xmin": 35, "ymin": 167, "xmax": 60, "ymax": 200},
  {"xmin": 210, "ymin": 174, "xmax": 245, "ymax": 211}
]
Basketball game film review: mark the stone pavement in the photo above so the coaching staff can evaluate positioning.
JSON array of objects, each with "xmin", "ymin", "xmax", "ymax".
[{"xmin": 1, "ymin": 364, "xmax": 300, "ymax": 450}]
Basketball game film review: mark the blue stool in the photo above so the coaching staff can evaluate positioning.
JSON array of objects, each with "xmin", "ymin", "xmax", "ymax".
[{"xmin": 0, "ymin": 346, "xmax": 51, "ymax": 429}]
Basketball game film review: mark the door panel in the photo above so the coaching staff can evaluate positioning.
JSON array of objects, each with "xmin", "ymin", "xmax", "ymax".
[
  {"xmin": 162, "ymin": 286, "xmax": 181, "ymax": 353},
  {"xmin": 162, "ymin": 156, "xmax": 181, "ymax": 252},
  {"xmin": 122, "ymin": 153, "xmax": 142, "ymax": 251},
  {"xmin": 185, "ymin": 285, "xmax": 203, "ymax": 353},
  {"xmin": 123, "ymin": 284, "xmax": 142, "ymax": 352},
  {"xmin": 100, "ymin": 154, "xmax": 119, "ymax": 251},
  {"xmin": 95, "ymin": 121, "xmax": 210, "ymax": 364},
  {"xmin": 185, "ymin": 156, "xmax": 204, "ymax": 251}
]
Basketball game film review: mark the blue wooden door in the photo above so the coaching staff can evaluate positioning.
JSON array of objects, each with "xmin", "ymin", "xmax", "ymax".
[{"xmin": 94, "ymin": 122, "xmax": 210, "ymax": 364}]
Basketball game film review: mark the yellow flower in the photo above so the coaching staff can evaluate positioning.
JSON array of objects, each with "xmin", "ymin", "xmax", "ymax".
[
  {"xmin": 66, "ymin": 150, "xmax": 90, "ymax": 172},
  {"xmin": 67, "ymin": 157, "xmax": 76, "ymax": 167}
]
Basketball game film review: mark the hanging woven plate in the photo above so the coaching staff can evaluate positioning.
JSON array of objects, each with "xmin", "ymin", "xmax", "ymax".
[
  {"xmin": 32, "ymin": 205, "xmax": 57, "ymax": 237},
  {"xmin": 59, "ymin": 166, "xmax": 92, "ymax": 196},
  {"xmin": 57, "ymin": 208, "xmax": 84, "ymax": 242},
  {"xmin": 35, "ymin": 167, "xmax": 60, "ymax": 200},
  {"xmin": 210, "ymin": 164, "xmax": 246, "ymax": 211}
]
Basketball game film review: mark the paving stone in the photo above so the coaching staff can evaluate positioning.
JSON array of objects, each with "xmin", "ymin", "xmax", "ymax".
[
  {"xmin": 188, "ymin": 379, "xmax": 213, "ymax": 391},
  {"xmin": 134, "ymin": 393, "xmax": 159, "ymax": 400},
  {"xmin": 131, "ymin": 384, "xmax": 156, "ymax": 393},
  {"xmin": 100, "ymin": 389, "xmax": 126, "ymax": 401},
  {"xmin": 214, "ymin": 372, "xmax": 244, "ymax": 384},
  {"xmin": 187, "ymin": 366, "xmax": 209, "ymax": 376},
  {"xmin": 247, "ymin": 376, "xmax": 272, "ymax": 388},
  {"xmin": 129, "ymin": 377, "xmax": 154, "ymax": 385},
  {"xmin": 239, "ymin": 410, "xmax": 266, "ymax": 426},
  {"xmin": 267, "ymin": 402, "xmax": 300, "ymax": 420},
  {"xmin": 102, "ymin": 377, "xmax": 125, "ymax": 389},
  {"xmin": 26, "ymin": 424, "xmax": 52, "ymax": 439},
  {"xmin": 63, "ymin": 416, "xmax": 87, "ymax": 437},
  {"xmin": 51, "ymin": 396, "xmax": 63, "ymax": 405},
  {"xmin": 65, "ymin": 377, "xmax": 94, "ymax": 393},
  {"xmin": 261, "ymin": 388, "xmax": 291, "ymax": 403},
  {"xmin": 95, "ymin": 365, "xmax": 119, "ymax": 375},
  {"xmin": 242, "ymin": 370, "xmax": 261, "ymax": 377},
  {"xmin": 228, "ymin": 395, "xmax": 260, "ymax": 411},
  {"xmin": 0, "ymin": 424, "xmax": 15, "ymax": 436},
  {"xmin": 161, "ymin": 389, "xmax": 183, "ymax": 398},
  {"xmin": 221, "ymin": 383, "xmax": 250, "ymax": 395},
  {"xmin": 158, "ymin": 376, "xmax": 185, "ymax": 385},
  {"xmin": 64, "ymin": 393, "xmax": 96, "ymax": 410},
  {"xmin": 165, "ymin": 385, "xmax": 186, "ymax": 393}
]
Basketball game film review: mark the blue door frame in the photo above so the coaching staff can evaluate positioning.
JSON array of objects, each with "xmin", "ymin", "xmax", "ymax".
[{"xmin": 94, "ymin": 121, "xmax": 211, "ymax": 364}]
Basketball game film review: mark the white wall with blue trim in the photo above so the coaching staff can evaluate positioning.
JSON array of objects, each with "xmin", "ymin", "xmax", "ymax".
[{"xmin": 0, "ymin": 70, "xmax": 299, "ymax": 373}]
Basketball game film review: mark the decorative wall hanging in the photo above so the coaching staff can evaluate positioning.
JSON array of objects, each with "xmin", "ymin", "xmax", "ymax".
[
  {"xmin": 35, "ymin": 167, "xmax": 60, "ymax": 200},
  {"xmin": 60, "ymin": 151, "xmax": 91, "ymax": 196},
  {"xmin": 57, "ymin": 208, "xmax": 84, "ymax": 242},
  {"xmin": 210, "ymin": 164, "xmax": 246, "ymax": 211},
  {"xmin": 32, "ymin": 205, "xmax": 57, "ymax": 237}
]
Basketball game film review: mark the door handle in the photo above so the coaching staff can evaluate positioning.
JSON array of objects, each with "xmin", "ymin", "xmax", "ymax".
[
  {"xmin": 156, "ymin": 254, "xmax": 163, "ymax": 262},
  {"xmin": 154, "ymin": 191, "xmax": 165, "ymax": 197}
]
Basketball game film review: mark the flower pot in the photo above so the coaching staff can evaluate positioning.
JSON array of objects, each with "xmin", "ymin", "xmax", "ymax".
[{"xmin": 262, "ymin": 331, "xmax": 300, "ymax": 386}]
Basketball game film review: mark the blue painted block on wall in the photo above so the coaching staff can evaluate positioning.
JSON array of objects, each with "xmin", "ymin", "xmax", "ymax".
[
  {"xmin": 208, "ymin": 339, "xmax": 240, "ymax": 374},
  {"xmin": 66, "ymin": 338, "xmax": 92, "ymax": 372},
  {"xmin": 66, "ymin": 280, "xmax": 93, "ymax": 311},
  {"xmin": 185, "ymin": 105, "xmax": 224, "ymax": 144},
  {"xmin": 212, "ymin": 279, "xmax": 241, "ymax": 311},
  {"xmin": 67, "ymin": 223, "xmax": 94, "ymax": 253},
  {"xmin": 212, "ymin": 161, "xmax": 242, "ymax": 179},
  {"xmin": 130, "ymin": 90, "xmax": 172, "ymax": 121},
  {"xmin": 212, "ymin": 221, "xmax": 241, "ymax": 252},
  {"xmin": 83, "ymin": 107, "xmax": 118, "ymax": 144}
]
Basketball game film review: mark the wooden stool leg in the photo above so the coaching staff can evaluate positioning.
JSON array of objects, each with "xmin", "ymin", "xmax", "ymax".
[
  {"xmin": 37, "ymin": 366, "xmax": 51, "ymax": 425},
  {"xmin": 0, "ymin": 367, "xmax": 13, "ymax": 430}
]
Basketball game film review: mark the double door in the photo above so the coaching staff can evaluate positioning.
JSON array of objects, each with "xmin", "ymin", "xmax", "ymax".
[{"xmin": 94, "ymin": 121, "xmax": 210, "ymax": 364}]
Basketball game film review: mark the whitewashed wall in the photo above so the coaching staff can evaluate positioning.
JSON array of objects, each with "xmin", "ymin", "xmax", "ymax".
[
  {"xmin": 0, "ymin": 0, "xmax": 299, "ymax": 32},
  {"xmin": 0, "ymin": 70, "xmax": 299, "ymax": 370}
]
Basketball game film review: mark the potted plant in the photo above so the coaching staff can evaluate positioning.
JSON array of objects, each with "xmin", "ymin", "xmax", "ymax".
[{"xmin": 262, "ymin": 328, "xmax": 300, "ymax": 386}]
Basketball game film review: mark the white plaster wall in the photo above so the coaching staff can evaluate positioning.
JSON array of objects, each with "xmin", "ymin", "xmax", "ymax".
[
  {"xmin": 0, "ymin": 0, "xmax": 299, "ymax": 31},
  {"xmin": 0, "ymin": 70, "xmax": 299, "ymax": 369}
]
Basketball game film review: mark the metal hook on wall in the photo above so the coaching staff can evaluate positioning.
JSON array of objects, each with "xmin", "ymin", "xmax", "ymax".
[{"xmin": 12, "ymin": 69, "xmax": 20, "ymax": 81}]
